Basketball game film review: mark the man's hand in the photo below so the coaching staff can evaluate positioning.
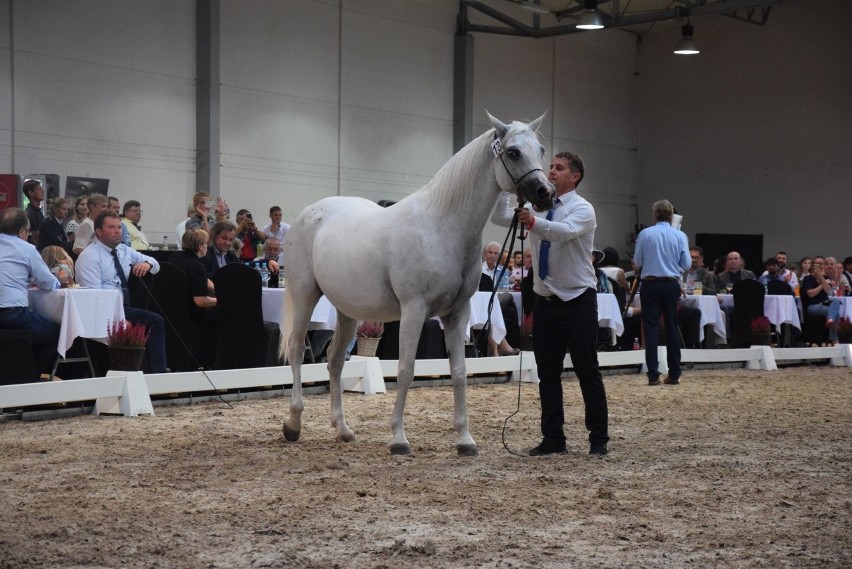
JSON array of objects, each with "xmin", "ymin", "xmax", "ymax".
[
  {"xmin": 267, "ymin": 260, "xmax": 280, "ymax": 273},
  {"xmin": 131, "ymin": 262, "xmax": 152, "ymax": 278},
  {"xmin": 515, "ymin": 207, "xmax": 534, "ymax": 227}
]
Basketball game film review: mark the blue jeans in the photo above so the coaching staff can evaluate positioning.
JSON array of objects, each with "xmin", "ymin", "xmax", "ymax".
[
  {"xmin": 640, "ymin": 279, "xmax": 682, "ymax": 381},
  {"xmin": 0, "ymin": 307, "xmax": 61, "ymax": 374},
  {"xmin": 807, "ymin": 301, "xmax": 840, "ymax": 342}
]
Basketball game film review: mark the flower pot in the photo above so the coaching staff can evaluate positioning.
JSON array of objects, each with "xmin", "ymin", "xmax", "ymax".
[
  {"xmin": 109, "ymin": 347, "xmax": 146, "ymax": 371},
  {"xmin": 356, "ymin": 337, "xmax": 381, "ymax": 357},
  {"xmin": 750, "ymin": 333, "xmax": 771, "ymax": 346}
]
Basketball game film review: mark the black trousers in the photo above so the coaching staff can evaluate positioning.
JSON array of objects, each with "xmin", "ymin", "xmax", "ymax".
[
  {"xmin": 532, "ymin": 288, "xmax": 609, "ymax": 447},
  {"xmin": 640, "ymin": 279, "xmax": 682, "ymax": 380}
]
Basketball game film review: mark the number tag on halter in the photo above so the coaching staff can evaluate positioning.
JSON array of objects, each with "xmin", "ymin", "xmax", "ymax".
[{"xmin": 491, "ymin": 138, "xmax": 503, "ymax": 157}]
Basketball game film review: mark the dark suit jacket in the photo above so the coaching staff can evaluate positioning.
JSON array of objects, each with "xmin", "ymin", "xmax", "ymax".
[
  {"xmin": 37, "ymin": 216, "xmax": 73, "ymax": 256},
  {"xmin": 202, "ymin": 247, "xmax": 240, "ymax": 277},
  {"xmin": 715, "ymin": 269, "xmax": 756, "ymax": 292}
]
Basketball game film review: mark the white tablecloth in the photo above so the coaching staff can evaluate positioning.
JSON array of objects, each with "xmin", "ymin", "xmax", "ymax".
[
  {"xmin": 597, "ymin": 293, "xmax": 625, "ymax": 337},
  {"xmin": 261, "ymin": 288, "xmax": 337, "ymax": 331},
  {"xmin": 837, "ymin": 297, "xmax": 852, "ymax": 320},
  {"xmin": 28, "ymin": 288, "xmax": 125, "ymax": 357},
  {"xmin": 682, "ymin": 294, "xmax": 726, "ymax": 342},
  {"xmin": 718, "ymin": 294, "xmax": 801, "ymax": 330}
]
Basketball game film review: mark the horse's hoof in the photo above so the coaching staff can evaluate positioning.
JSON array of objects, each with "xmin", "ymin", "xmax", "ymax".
[
  {"xmin": 456, "ymin": 444, "xmax": 479, "ymax": 457},
  {"xmin": 389, "ymin": 443, "xmax": 411, "ymax": 455},
  {"xmin": 337, "ymin": 432, "xmax": 356, "ymax": 443},
  {"xmin": 282, "ymin": 424, "xmax": 301, "ymax": 442}
]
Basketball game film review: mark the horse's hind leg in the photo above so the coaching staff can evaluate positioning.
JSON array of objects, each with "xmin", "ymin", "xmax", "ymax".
[
  {"xmin": 327, "ymin": 313, "xmax": 358, "ymax": 443},
  {"xmin": 442, "ymin": 308, "xmax": 478, "ymax": 456},
  {"xmin": 283, "ymin": 289, "xmax": 321, "ymax": 443}
]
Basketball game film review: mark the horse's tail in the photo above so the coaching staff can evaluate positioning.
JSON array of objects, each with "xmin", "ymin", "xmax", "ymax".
[{"xmin": 280, "ymin": 285, "xmax": 295, "ymax": 363}]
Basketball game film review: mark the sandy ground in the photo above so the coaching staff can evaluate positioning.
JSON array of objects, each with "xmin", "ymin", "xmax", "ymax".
[{"xmin": 0, "ymin": 366, "xmax": 850, "ymax": 568}]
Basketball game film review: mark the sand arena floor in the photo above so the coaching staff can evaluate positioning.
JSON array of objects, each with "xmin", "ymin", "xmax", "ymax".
[{"xmin": 0, "ymin": 366, "xmax": 850, "ymax": 568}]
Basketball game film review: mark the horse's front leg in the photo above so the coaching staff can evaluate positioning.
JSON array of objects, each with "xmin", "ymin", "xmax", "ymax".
[
  {"xmin": 442, "ymin": 307, "xmax": 478, "ymax": 456},
  {"xmin": 389, "ymin": 307, "xmax": 428, "ymax": 455},
  {"xmin": 327, "ymin": 314, "xmax": 358, "ymax": 443}
]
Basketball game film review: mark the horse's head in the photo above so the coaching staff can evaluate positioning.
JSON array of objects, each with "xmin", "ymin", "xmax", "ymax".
[{"xmin": 488, "ymin": 112, "xmax": 554, "ymax": 210}]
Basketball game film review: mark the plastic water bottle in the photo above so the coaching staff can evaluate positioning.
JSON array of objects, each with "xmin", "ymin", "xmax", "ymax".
[
  {"xmin": 632, "ymin": 338, "xmax": 641, "ymax": 350},
  {"xmin": 259, "ymin": 262, "xmax": 269, "ymax": 287},
  {"xmin": 278, "ymin": 270, "xmax": 286, "ymax": 289}
]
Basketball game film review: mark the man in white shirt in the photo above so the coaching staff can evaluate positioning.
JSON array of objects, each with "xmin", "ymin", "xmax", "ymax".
[
  {"xmin": 72, "ymin": 193, "xmax": 109, "ymax": 255},
  {"xmin": 76, "ymin": 211, "xmax": 169, "ymax": 373},
  {"xmin": 0, "ymin": 208, "xmax": 60, "ymax": 376},
  {"xmin": 762, "ymin": 251, "xmax": 799, "ymax": 288},
  {"xmin": 491, "ymin": 151, "xmax": 609, "ymax": 457}
]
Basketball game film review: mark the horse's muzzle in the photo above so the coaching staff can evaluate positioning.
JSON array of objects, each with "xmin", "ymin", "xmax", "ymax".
[{"xmin": 520, "ymin": 176, "xmax": 555, "ymax": 210}]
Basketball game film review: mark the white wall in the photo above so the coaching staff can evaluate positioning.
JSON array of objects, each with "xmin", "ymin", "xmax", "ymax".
[
  {"xmin": 1, "ymin": 0, "xmax": 196, "ymax": 241},
  {"xmin": 636, "ymin": 0, "xmax": 852, "ymax": 264}
]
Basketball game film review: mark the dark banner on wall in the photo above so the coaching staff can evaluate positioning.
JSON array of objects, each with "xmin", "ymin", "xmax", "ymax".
[
  {"xmin": 0, "ymin": 174, "xmax": 22, "ymax": 213},
  {"xmin": 64, "ymin": 176, "xmax": 110, "ymax": 201}
]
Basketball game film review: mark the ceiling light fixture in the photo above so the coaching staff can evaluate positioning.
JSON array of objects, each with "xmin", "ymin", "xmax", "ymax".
[
  {"xmin": 673, "ymin": 23, "xmax": 700, "ymax": 55},
  {"xmin": 516, "ymin": 1, "xmax": 550, "ymax": 16},
  {"xmin": 576, "ymin": 0, "xmax": 604, "ymax": 30}
]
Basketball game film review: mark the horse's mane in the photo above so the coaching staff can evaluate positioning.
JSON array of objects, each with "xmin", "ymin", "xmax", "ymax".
[{"xmin": 414, "ymin": 128, "xmax": 496, "ymax": 213}]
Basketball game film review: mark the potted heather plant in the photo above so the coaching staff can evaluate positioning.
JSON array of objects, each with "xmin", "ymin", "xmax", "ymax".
[
  {"xmin": 355, "ymin": 320, "xmax": 384, "ymax": 357},
  {"xmin": 835, "ymin": 317, "xmax": 852, "ymax": 345},
  {"xmin": 107, "ymin": 320, "xmax": 150, "ymax": 371},
  {"xmin": 750, "ymin": 316, "xmax": 771, "ymax": 346}
]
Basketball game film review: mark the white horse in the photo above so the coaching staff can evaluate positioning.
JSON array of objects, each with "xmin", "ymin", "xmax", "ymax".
[{"xmin": 281, "ymin": 112, "xmax": 553, "ymax": 456}]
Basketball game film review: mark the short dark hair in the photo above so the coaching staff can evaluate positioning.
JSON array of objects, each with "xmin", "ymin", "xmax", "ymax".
[
  {"xmin": 765, "ymin": 257, "xmax": 779, "ymax": 266},
  {"xmin": 0, "ymin": 208, "xmax": 29, "ymax": 235},
  {"xmin": 270, "ymin": 206, "xmax": 281, "ymax": 215},
  {"xmin": 122, "ymin": 200, "xmax": 141, "ymax": 215},
  {"xmin": 844, "ymin": 256, "xmax": 852, "ymax": 266},
  {"xmin": 554, "ymin": 152, "xmax": 585, "ymax": 187},
  {"xmin": 94, "ymin": 211, "xmax": 121, "ymax": 230},
  {"xmin": 602, "ymin": 247, "xmax": 620, "ymax": 267},
  {"xmin": 22, "ymin": 179, "xmax": 42, "ymax": 197},
  {"xmin": 690, "ymin": 246, "xmax": 704, "ymax": 257}
]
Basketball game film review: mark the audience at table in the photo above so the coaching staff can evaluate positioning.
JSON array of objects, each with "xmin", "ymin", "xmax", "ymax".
[
  {"xmin": 38, "ymin": 197, "xmax": 73, "ymax": 255},
  {"xmin": 169, "ymin": 229, "xmax": 217, "ymax": 317},
  {"xmin": 480, "ymin": 241, "xmax": 520, "ymax": 356},
  {"xmin": 800, "ymin": 256, "xmax": 842, "ymax": 344},
  {"xmin": 254, "ymin": 238, "xmax": 282, "ymax": 286},
  {"xmin": 23, "ymin": 179, "xmax": 46, "ymax": 247},
  {"xmin": 121, "ymin": 200, "xmax": 150, "ymax": 251},
  {"xmin": 599, "ymin": 247, "xmax": 629, "ymax": 293},
  {"xmin": 72, "ymin": 193, "xmax": 109, "ymax": 255},
  {"xmin": 76, "ymin": 211, "xmax": 169, "ymax": 373},
  {"xmin": 770, "ymin": 251, "xmax": 799, "ymax": 288},
  {"xmin": 758, "ymin": 257, "xmax": 783, "ymax": 287},
  {"xmin": 202, "ymin": 221, "xmax": 239, "ymax": 277},
  {"xmin": 683, "ymin": 246, "xmax": 716, "ymax": 295},
  {"xmin": 65, "ymin": 195, "xmax": 88, "ymax": 242},
  {"xmin": 714, "ymin": 251, "xmax": 756, "ymax": 292},
  {"xmin": 185, "ymin": 191, "xmax": 228, "ymax": 233},
  {"xmin": 0, "ymin": 208, "xmax": 61, "ymax": 378}
]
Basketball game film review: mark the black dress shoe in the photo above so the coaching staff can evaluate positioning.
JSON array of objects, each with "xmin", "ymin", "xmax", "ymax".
[
  {"xmin": 648, "ymin": 378, "xmax": 661, "ymax": 386},
  {"xmin": 589, "ymin": 445, "xmax": 608, "ymax": 456},
  {"xmin": 663, "ymin": 376, "xmax": 680, "ymax": 385},
  {"xmin": 528, "ymin": 440, "xmax": 567, "ymax": 456}
]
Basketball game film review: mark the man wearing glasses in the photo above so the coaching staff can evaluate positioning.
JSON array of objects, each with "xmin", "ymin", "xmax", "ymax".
[
  {"xmin": 121, "ymin": 200, "xmax": 150, "ymax": 250},
  {"xmin": 683, "ymin": 246, "xmax": 716, "ymax": 295}
]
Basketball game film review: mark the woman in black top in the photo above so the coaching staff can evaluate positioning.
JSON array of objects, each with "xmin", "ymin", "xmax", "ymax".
[{"xmin": 38, "ymin": 197, "xmax": 73, "ymax": 255}]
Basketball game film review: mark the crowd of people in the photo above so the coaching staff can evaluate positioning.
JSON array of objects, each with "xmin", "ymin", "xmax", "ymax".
[{"xmin": 4, "ymin": 180, "xmax": 293, "ymax": 380}]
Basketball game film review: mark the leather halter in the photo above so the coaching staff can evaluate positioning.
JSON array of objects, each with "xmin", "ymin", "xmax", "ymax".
[{"xmin": 492, "ymin": 133, "xmax": 543, "ymax": 203}]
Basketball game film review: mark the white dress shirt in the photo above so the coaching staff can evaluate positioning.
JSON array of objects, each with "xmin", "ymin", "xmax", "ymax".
[
  {"xmin": 491, "ymin": 190, "xmax": 597, "ymax": 301},
  {"xmin": 76, "ymin": 239, "xmax": 160, "ymax": 291}
]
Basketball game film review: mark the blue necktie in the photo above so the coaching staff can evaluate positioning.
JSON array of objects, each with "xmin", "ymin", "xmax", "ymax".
[
  {"xmin": 111, "ymin": 248, "xmax": 130, "ymax": 305},
  {"xmin": 538, "ymin": 207, "xmax": 556, "ymax": 279}
]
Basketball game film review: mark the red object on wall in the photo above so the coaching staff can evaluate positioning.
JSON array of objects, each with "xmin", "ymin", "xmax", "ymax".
[{"xmin": 0, "ymin": 174, "xmax": 22, "ymax": 212}]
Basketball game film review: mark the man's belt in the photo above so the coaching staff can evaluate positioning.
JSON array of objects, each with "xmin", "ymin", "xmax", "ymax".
[{"xmin": 641, "ymin": 276, "xmax": 680, "ymax": 282}]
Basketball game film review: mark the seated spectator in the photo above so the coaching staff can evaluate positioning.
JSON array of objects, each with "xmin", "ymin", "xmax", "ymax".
[
  {"xmin": 38, "ymin": 197, "xmax": 73, "ymax": 255},
  {"xmin": 235, "ymin": 209, "xmax": 266, "ymax": 262},
  {"xmin": 0, "ymin": 208, "xmax": 61, "ymax": 378},
  {"xmin": 482, "ymin": 241, "xmax": 511, "ymax": 290},
  {"xmin": 41, "ymin": 245, "xmax": 76, "ymax": 286},
  {"xmin": 801, "ymin": 256, "xmax": 843, "ymax": 343},
  {"xmin": 108, "ymin": 196, "xmax": 131, "ymax": 247},
  {"xmin": 121, "ymin": 200, "xmax": 150, "ymax": 250},
  {"xmin": 72, "ymin": 193, "xmax": 109, "ymax": 255},
  {"xmin": 825, "ymin": 257, "xmax": 851, "ymax": 298},
  {"xmin": 683, "ymin": 246, "xmax": 716, "ymax": 295},
  {"xmin": 769, "ymin": 251, "xmax": 799, "ymax": 288},
  {"xmin": 758, "ymin": 257, "xmax": 782, "ymax": 286},
  {"xmin": 481, "ymin": 241, "xmax": 520, "ymax": 356},
  {"xmin": 23, "ymin": 179, "xmax": 45, "ymax": 246},
  {"xmin": 254, "ymin": 238, "xmax": 282, "ymax": 286},
  {"xmin": 714, "ymin": 251, "xmax": 756, "ymax": 292},
  {"xmin": 65, "ymin": 195, "xmax": 88, "ymax": 242},
  {"xmin": 842, "ymin": 257, "xmax": 852, "ymax": 295},
  {"xmin": 510, "ymin": 247, "xmax": 532, "ymax": 291},
  {"xmin": 76, "ymin": 211, "xmax": 169, "ymax": 373},
  {"xmin": 168, "ymin": 229, "xmax": 217, "ymax": 319},
  {"xmin": 261, "ymin": 206, "xmax": 289, "ymax": 262},
  {"xmin": 202, "ymin": 221, "xmax": 239, "ymax": 277},
  {"xmin": 185, "ymin": 192, "xmax": 228, "ymax": 233},
  {"xmin": 797, "ymin": 256, "xmax": 812, "ymax": 280},
  {"xmin": 599, "ymin": 246, "xmax": 629, "ymax": 292}
]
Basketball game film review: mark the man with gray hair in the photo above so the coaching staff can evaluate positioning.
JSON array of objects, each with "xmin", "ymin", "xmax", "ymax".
[
  {"xmin": 0, "ymin": 208, "xmax": 61, "ymax": 377},
  {"xmin": 633, "ymin": 199, "xmax": 691, "ymax": 385}
]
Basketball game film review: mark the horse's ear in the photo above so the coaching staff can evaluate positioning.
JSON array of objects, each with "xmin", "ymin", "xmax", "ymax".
[
  {"xmin": 528, "ymin": 111, "xmax": 547, "ymax": 133},
  {"xmin": 486, "ymin": 111, "xmax": 509, "ymax": 138}
]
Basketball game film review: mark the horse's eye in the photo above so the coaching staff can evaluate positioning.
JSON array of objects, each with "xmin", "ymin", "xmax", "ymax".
[
  {"xmin": 540, "ymin": 145, "xmax": 545, "ymax": 155},
  {"xmin": 507, "ymin": 148, "xmax": 520, "ymax": 159}
]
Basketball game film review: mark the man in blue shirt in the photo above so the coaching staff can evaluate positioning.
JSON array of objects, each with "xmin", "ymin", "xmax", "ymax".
[
  {"xmin": 0, "ymin": 208, "xmax": 61, "ymax": 378},
  {"xmin": 633, "ymin": 200, "xmax": 691, "ymax": 385},
  {"xmin": 76, "ymin": 211, "xmax": 169, "ymax": 373}
]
